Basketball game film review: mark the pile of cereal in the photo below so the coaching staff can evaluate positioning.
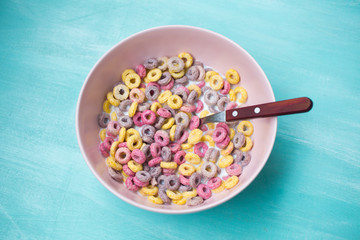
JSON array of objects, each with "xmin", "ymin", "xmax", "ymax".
[{"xmin": 97, "ymin": 52, "xmax": 253, "ymax": 206}]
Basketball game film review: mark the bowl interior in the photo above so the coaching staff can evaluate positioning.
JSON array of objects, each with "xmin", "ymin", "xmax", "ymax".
[{"xmin": 76, "ymin": 26, "xmax": 277, "ymax": 214}]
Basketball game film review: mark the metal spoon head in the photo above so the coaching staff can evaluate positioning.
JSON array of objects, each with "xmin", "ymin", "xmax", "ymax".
[{"xmin": 199, "ymin": 111, "xmax": 226, "ymax": 125}]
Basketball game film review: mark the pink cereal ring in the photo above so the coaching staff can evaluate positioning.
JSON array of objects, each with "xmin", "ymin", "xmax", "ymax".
[
  {"xmin": 220, "ymin": 80, "xmax": 230, "ymax": 95},
  {"xmin": 169, "ymin": 143, "xmax": 181, "ymax": 153},
  {"xmin": 176, "ymin": 130, "xmax": 189, "ymax": 145},
  {"xmin": 133, "ymin": 176, "xmax": 149, "ymax": 187},
  {"xmin": 200, "ymin": 125, "xmax": 208, "ymax": 131},
  {"xmin": 226, "ymin": 102, "xmax": 238, "ymax": 110},
  {"xmin": 216, "ymin": 122, "xmax": 230, "ymax": 135},
  {"xmin": 99, "ymin": 143, "xmax": 110, "ymax": 157},
  {"xmin": 195, "ymin": 100, "xmax": 204, "ymax": 113},
  {"xmin": 135, "ymin": 64, "xmax": 146, "ymax": 79},
  {"xmin": 154, "ymin": 130, "xmax": 170, "ymax": 147},
  {"xmin": 207, "ymin": 177, "xmax": 222, "ymax": 189},
  {"xmin": 194, "ymin": 142, "xmax": 208, "ymax": 158},
  {"xmin": 139, "ymin": 83, "xmax": 146, "ymax": 88},
  {"xmin": 148, "ymin": 157, "xmax": 162, "ymax": 167},
  {"xmin": 226, "ymin": 164, "xmax": 243, "ymax": 176},
  {"xmin": 179, "ymin": 175, "xmax": 191, "ymax": 185},
  {"xmin": 147, "ymin": 82, "xmax": 161, "ymax": 89},
  {"xmin": 115, "ymin": 147, "xmax": 131, "ymax": 164},
  {"xmin": 174, "ymin": 150, "xmax": 186, "ymax": 165},
  {"xmin": 129, "ymin": 88, "xmax": 145, "ymax": 103},
  {"xmin": 133, "ymin": 112, "xmax": 144, "ymax": 127},
  {"xmin": 123, "ymin": 164, "xmax": 135, "ymax": 177},
  {"xmin": 161, "ymin": 79, "xmax": 174, "ymax": 90},
  {"xmin": 177, "ymin": 86, "xmax": 190, "ymax": 95},
  {"xmin": 189, "ymin": 116, "xmax": 200, "ymax": 130},
  {"xmin": 163, "ymin": 168, "xmax": 176, "ymax": 176},
  {"xmin": 216, "ymin": 135, "xmax": 230, "ymax": 149},
  {"xmin": 197, "ymin": 80, "xmax": 205, "ymax": 88},
  {"xmin": 118, "ymin": 142, "xmax": 127, "ymax": 148},
  {"xmin": 157, "ymin": 108, "xmax": 172, "ymax": 118},
  {"xmin": 125, "ymin": 176, "xmax": 140, "ymax": 191},
  {"xmin": 150, "ymin": 143, "xmax": 161, "ymax": 157},
  {"xmin": 180, "ymin": 104, "xmax": 196, "ymax": 113},
  {"xmin": 106, "ymin": 121, "xmax": 120, "ymax": 137},
  {"xmin": 131, "ymin": 149, "xmax": 146, "ymax": 164},
  {"xmin": 141, "ymin": 110, "xmax": 156, "ymax": 125},
  {"xmin": 222, "ymin": 175, "xmax": 230, "ymax": 181},
  {"xmin": 212, "ymin": 127, "xmax": 227, "ymax": 143},
  {"xmin": 197, "ymin": 184, "xmax": 212, "ymax": 200},
  {"xmin": 103, "ymin": 137, "xmax": 114, "ymax": 151}
]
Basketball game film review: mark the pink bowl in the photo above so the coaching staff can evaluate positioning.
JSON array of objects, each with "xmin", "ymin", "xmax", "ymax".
[{"xmin": 76, "ymin": 25, "xmax": 277, "ymax": 214}]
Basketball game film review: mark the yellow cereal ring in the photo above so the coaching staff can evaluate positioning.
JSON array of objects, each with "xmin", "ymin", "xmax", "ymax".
[
  {"xmin": 124, "ymin": 73, "xmax": 141, "ymax": 89},
  {"xmin": 170, "ymin": 125, "xmax": 176, "ymax": 142},
  {"xmin": 107, "ymin": 92, "xmax": 120, "ymax": 106},
  {"xmin": 178, "ymin": 52, "xmax": 193, "ymax": 68},
  {"xmin": 218, "ymin": 155, "xmax": 234, "ymax": 168},
  {"xmin": 201, "ymin": 135, "xmax": 215, "ymax": 147},
  {"xmin": 234, "ymin": 86, "xmax": 248, "ymax": 103},
  {"xmin": 229, "ymin": 89, "xmax": 236, "ymax": 102},
  {"xmin": 240, "ymin": 137, "xmax": 253, "ymax": 152},
  {"xmin": 230, "ymin": 128, "xmax": 235, "ymax": 140},
  {"xmin": 205, "ymin": 71, "xmax": 219, "ymax": 82},
  {"xmin": 187, "ymin": 148, "xmax": 194, "ymax": 153},
  {"xmin": 150, "ymin": 102, "xmax": 162, "ymax": 114},
  {"xmin": 113, "ymin": 84, "xmax": 129, "ymax": 101},
  {"xmin": 178, "ymin": 163, "xmax": 196, "ymax": 176},
  {"xmin": 143, "ymin": 76, "xmax": 150, "ymax": 83},
  {"xmin": 140, "ymin": 185, "xmax": 158, "ymax": 196},
  {"xmin": 127, "ymin": 160, "xmax": 143, "ymax": 172},
  {"xmin": 103, "ymin": 100, "xmax": 111, "ymax": 113},
  {"xmin": 106, "ymin": 156, "xmax": 123, "ymax": 171},
  {"xmin": 166, "ymin": 190, "xmax": 183, "ymax": 200},
  {"xmin": 126, "ymin": 128, "xmax": 140, "ymax": 141},
  {"xmin": 169, "ymin": 69, "xmax": 185, "ymax": 79},
  {"xmin": 122, "ymin": 69, "xmax": 135, "ymax": 81},
  {"xmin": 160, "ymin": 161, "xmax": 178, "ymax": 169},
  {"xmin": 212, "ymin": 181, "xmax": 225, "ymax": 193},
  {"xmin": 111, "ymin": 112, "xmax": 117, "ymax": 121},
  {"xmin": 126, "ymin": 135, "xmax": 142, "ymax": 150},
  {"xmin": 207, "ymin": 123, "xmax": 215, "ymax": 130},
  {"xmin": 181, "ymin": 143, "xmax": 193, "ymax": 150},
  {"xmin": 188, "ymin": 129, "xmax": 203, "ymax": 145},
  {"xmin": 173, "ymin": 198, "xmax": 187, "ymax": 205},
  {"xmin": 148, "ymin": 195, "xmax": 163, "ymax": 205},
  {"xmin": 158, "ymin": 90, "xmax": 172, "ymax": 104},
  {"xmin": 199, "ymin": 110, "xmax": 209, "ymax": 118},
  {"xmin": 221, "ymin": 141, "xmax": 234, "ymax": 156},
  {"xmin": 122, "ymin": 170, "xmax": 129, "ymax": 179},
  {"xmin": 224, "ymin": 176, "xmax": 239, "ymax": 189},
  {"xmin": 226, "ymin": 69, "xmax": 240, "ymax": 85},
  {"xmin": 209, "ymin": 75, "xmax": 224, "ymax": 91},
  {"xmin": 182, "ymin": 188, "xmax": 197, "ymax": 199},
  {"xmin": 167, "ymin": 95, "xmax": 183, "ymax": 109},
  {"xmin": 237, "ymin": 121, "xmax": 254, "ymax": 136},
  {"xmin": 128, "ymin": 101, "xmax": 138, "ymax": 117},
  {"xmin": 99, "ymin": 129, "xmax": 106, "ymax": 141},
  {"xmin": 118, "ymin": 127, "xmax": 126, "ymax": 142},
  {"xmin": 140, "ymin": 88, "xmax": 146, "ymax": 93},
  {"xmin": 187, "ymin": 85, "xmax": 201, "ymax": 97},
  {"xmin": 161, "ymin": 117, "xmax": 175, "ymax": 130},
  {"xmin": 110, "ymin": 140, "xmax": 121, "ymax": 157},
  {"xmin": 146, "ymin": 68, "xmax": 162, "ymax": 82},
  {"xmin": 185, "ymin": 153, "xmax": 201, "ymax": 164}
]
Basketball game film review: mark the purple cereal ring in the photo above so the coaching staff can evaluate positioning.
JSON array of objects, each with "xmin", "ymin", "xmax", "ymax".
[
  {"xmin": 115, "ymin": 147, "xmax": 131, "ymax": 164},
  {"xmin": 176, "ymin": 86, "xmax": 190, "ymax": 95},
  {"xmin": 141, "ymin": 125, "xmax": 156, "ymax": 138},
  {"xmin": 148, "ymin": 157, "xmax": 162, "ymax": 167},
  {"xmin": 195, "ymin": 100, "xmax": 204, "ymax": 113},
  {"xmin": 200, "ymin": 125, "xmax": 208, "ymax": 131},
  {"xmin": 197, "ymin": 80, "xmax": 205, "ymax": 88},
  {"xmin": 125, "ymin": 176, "xmax": 140, "ymax": 191},
  {"xmin": 212, "ymin": 127, "xmax": 227, "ymax": 143},
  {"xmin": 154, "ymin": 130, "xmax": 170, "ymax": 147},
  {"xmin": 196, "ymin": 65, "xmax": 205, "ymax": 81},
  {"xmin": 232, "ymin": 149, "xmax": 244, "ymax": 164},
  {"xmin": 133, "ymin": 176, "xmax": 149, "ymax": 187},
  {"xmin": 176, "ymin": 130, "xmax": 189, "ymax": 145},
  {"xmin": 158, "ymin": 72, "xmax": 172, "ymax": 86},
  {"xmin": 174, "ymin": 151, "xmax": 186, "ymax": 165},
  {"xmin": 163, "ymin": 168, "xmax": 176, "ymax": 176},
  {"xmin": 144, "ymin": 58, "xmax": 158, "ymax": 69},
  {"xmin": 106, "ymin": 121, "xmax": 121, "ymax": 137},
  {"xmin": 194, "ymin": 142, "xmax": 208, "ymax": 158},
  {"xmin": 189, "ymin": 173, "xmax": 202, "ymax": 188},
  {"xmin": 175, "ymin": 76, "xmax": 189, "ymax": 85},
  {"xmin": 97, "ymin": 112, "xmax": 110, "ymax": 128},
  {"xmin": 123, "ymin": 164, "xmax": 135, "ymax": 177},
  {"xmin": 119, "ymin": 99, "xmax": 132, "ymax": 112},
  {"xmin": 150, "ymin": 166, "xmax": 162, "ymax": 178},
  {"xmin": 163, "ymin": 105, "xmax": 176, "ymax": 117},
  {"xmin": 142, "ymin": 135, "xmax": 154, "ymax": 144},
  {"xmin": 99, "ymin": 143, "xmax": 110, "ymax": 157},
  {"xmin": 179, "ymin": 175, "xmax": 191, "ymax": 185},
  {"xmin": 118, "ymin": 115, "xmax": 133, "ymax": 129},
  {"xmin": 196, "ymin": 184, "xmax": 212, "ymax": 200},
  {"xmin": 180, "ymin": 104, "xmax": 196, "ymax": 113},
  {"xmin": 216, "ymin": 122, "xmax": 230, "ymax": 135},
  {"xmin": 141, "ymin": 110, "xmax": 156, "ymax": 125},
  {"xmin": 167, "ymin": 175, "xmax": 180, "ymax": 190},
  {"xmin": 175, "ymin": 112, "xmax": 190, "ymax": 128},
  {"xmin": 168, "ymin": 57, "xmax": 184, "ymax": 72},
  {"xmin": 187, "ymin": 90, "xmax": 198, "ymax": 105},
  {"xmin": 161, "ymin": 146, "xmax": 172, "ymax": 162},
  {"xmin": 216, "ymin": 135, "xmax": 230, "ymax": 149},
  {"xmin": 161, "ymin": 80, "xmax": 174, "ymax": 91},
  {"xmin": 145, "ymin": 85, "xmax": 160, "ymax": 101},
  {"xmin": 141, "ymin": 144, "xmax": 151, "ymax": 160},
  {"xmin": 189, "ymin": 116, "xmax": 200, "ymax": 130},
  {"xmin": 233, "ymin": 132, "xmax": 245, "ymax": 149},
  {"xmin": 226, "ymin": 102, "xmax": 238, "ymax": 110},
  {"xmin": 135, "ymin": 64, "xmax": 146, "ymax": 78},
  {"xmin": 201, "ymin": 161, "xmax": 217, "ymax": 178},
  {"xmin": 138, "ymin": 102, "xmax": 151, "ymax": 112},
  {"xmin": 207, "ymin": 177, "xmax": 222, "ymax": 189},
  {"xmin": 226, "ymin": 164, "xmax": 243, "ymax": 176},
  {"xmin": 143, "ymin": 163, "xmax": 150, "ymax": 172},
  {"xmin": 108, "ymin": 167, "xmax": 123, "ymax": 182},
  {"xmin": 201, "ymin": 86, "xmax": 212, "ymax": 93},
  {"xmin": 179, "ymin": 184, "xmax": 192, "ymax": 192},
  {"xmin": 157, "ymin": 108, "xmax": 172, "ymax": 118},
  {"xmin": 103, "ymin": 137, "xmax": 114, "ymax": 151},
  {"xmin": 150, "ymin": 143, "xmax": 161, "ymax": 158},
  {"xmin": 186, "ymin": 66, "xmax": 200, "ymax": 81},
  {"xmin": 217, "ymin": 97, "xmax": 230, "ymax": 111},
  {"xmin": 133, "ymin": 112, "xmax": 144, "ymax": 127},
  {"xmin": 148, "ymin": 82, "xmax": 161, "ymax": 89},
  {"xmin": 114, "ymin": 107, "xmax": 124, "ymax": 117},
  {"xmin": 203, "ymin": 148, "xmax": 213, "ymax": 161},
  {"xmin": 204, "ymin": 90, "xmax": 219, "ymax": 106},
  {"xmin": 194, "ymin": 61, "xmax": 204, "ymax": 67},
  {"xmin": 157, "ymin": 175, "xmax": 170, "ymax": 190},
  {"xmin": 131, "ymin": 149, "xmax": 146, "ymax": 164},
  {"xmin": 187, "ymin": 196, "xmax": 204, "ymax": 206},
  {"xmin": 220, "ymin": 80, "xmax": 230, "ymax": 95},
  {"xmin": 169, "ymin": 143, "xmax": 181, "ymax": 153},
  {"xmin": 173, "ymin": 88, "xmax": 188, "ymax": 102},
  {"xmin": 158, "ymin": 189, "xmax": 171, "ymax": 204},
  {"xmin": 135, "ymin": 170, "xmax": 151, "ymax": 182},
  {"xmin": 154, "ymin": 117, "xmax": 166, "ymax": 129},
  {"xmin": 241, "ymin": 152, "xmax": 251, "ymax": 167}
]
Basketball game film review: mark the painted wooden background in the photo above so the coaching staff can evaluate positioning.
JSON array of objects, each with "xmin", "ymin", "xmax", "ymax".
[{"xmin": 0, "ymin": 0, "xmax": 359, "ymax": 239}]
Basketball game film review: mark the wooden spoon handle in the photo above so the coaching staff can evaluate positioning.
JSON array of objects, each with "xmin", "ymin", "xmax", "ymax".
[{"xmin": 226, "ymin": 97, "xmax": 313, "ymax": 121}]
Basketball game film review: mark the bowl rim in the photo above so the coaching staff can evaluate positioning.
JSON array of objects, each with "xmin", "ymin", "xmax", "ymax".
[{"xmin": 75, "ymin": 25, "xmax": 277, "ymax": 214}]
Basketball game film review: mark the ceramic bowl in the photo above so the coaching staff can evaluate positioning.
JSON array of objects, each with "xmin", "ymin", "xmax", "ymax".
[{"xmin": 76, "ymin": 25, "xmax": 277, "ymax": 214}]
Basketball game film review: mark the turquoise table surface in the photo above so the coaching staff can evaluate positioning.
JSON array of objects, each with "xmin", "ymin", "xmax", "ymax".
[{"xmin": 1, "ymin": 0, "xmax": 359, "ymax": 239}]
